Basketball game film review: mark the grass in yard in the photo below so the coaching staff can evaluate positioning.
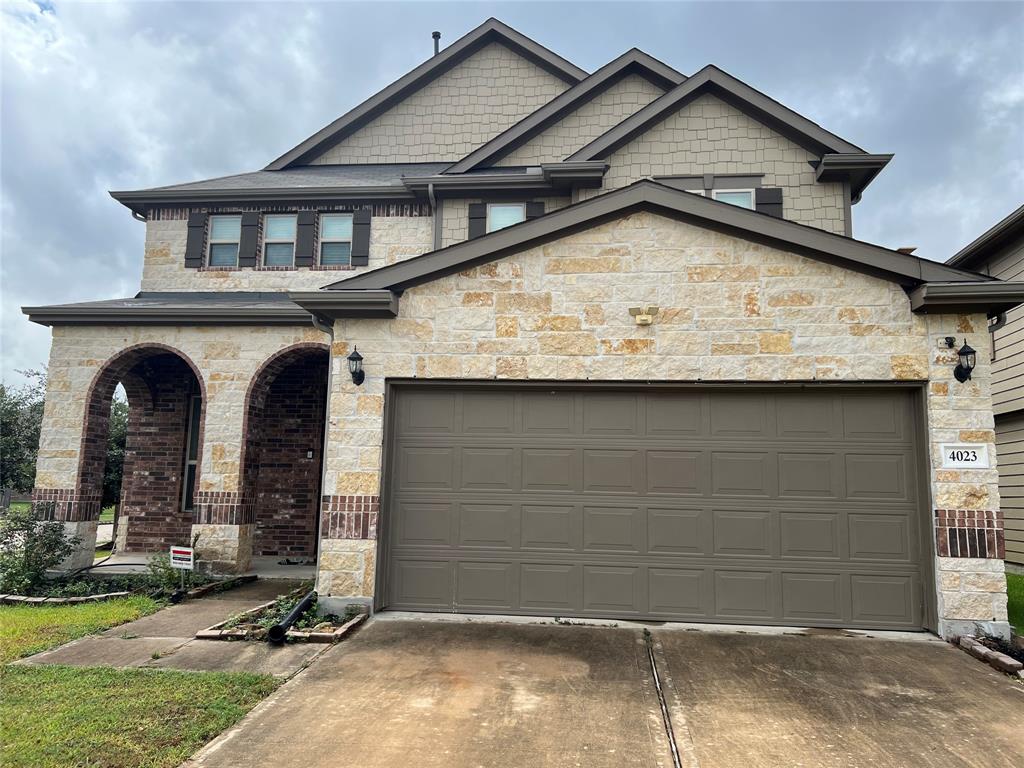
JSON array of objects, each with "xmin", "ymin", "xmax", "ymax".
[
  {"xmin": 0, "ymin": 597, "xmax": 160, "ymax": 663},
  {"xmin": 1007, "ymin": 571, "xmax": 1023, "ymax": 634},
  {"xmin": 98, "ymin": 505, "xmax": 116, "ymax": 523},
  {"xmin": 0, "ymin": 665, "xmax": 278, "ymax": 768}
]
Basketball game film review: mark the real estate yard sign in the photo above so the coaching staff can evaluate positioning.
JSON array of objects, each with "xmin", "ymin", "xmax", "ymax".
[{"xmin": 170, "ymin": 546, "xmax": 194, "ymax": 570}]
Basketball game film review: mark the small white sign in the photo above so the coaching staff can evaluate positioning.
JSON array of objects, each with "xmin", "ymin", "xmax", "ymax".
[
  {"xmin": 940, "ymin": 444, "xmax": 990, "ymax": 469},
  {"xmin": 169, "ymin": 546, "xmax": 194, "ymax": 570}
]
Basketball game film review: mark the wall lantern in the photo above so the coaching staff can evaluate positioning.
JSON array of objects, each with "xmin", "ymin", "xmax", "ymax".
[
  {"xmin": 945, "ymin": 337, "xmax": 976, "ymax": 382},
  {"xmin": 347, "ymin": 347, "xmax": 365, "ymax": 385}
]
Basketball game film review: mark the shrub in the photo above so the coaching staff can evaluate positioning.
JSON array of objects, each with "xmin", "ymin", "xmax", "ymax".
[{"xmin": 0, "ymin": 505, "xmax": 81, "ymax": 594}]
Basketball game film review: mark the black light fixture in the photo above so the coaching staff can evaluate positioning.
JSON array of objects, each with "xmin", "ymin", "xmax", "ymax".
[
  {"xmin": 953, "ymin": 339, "xmax": 977, "ymax": 383},
  {"xmin": 347, "ymin": 346, "xmax": 365, "ymax": 385}
]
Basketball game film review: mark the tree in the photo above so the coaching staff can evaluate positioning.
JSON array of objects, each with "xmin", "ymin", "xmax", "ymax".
[
  {"xmin": 0, "ymin": 369, "xmax": 46, "ymax": 493},
  {"xmin": 102, "ymin": 396, "xmax": 129, "ymax": 508}
]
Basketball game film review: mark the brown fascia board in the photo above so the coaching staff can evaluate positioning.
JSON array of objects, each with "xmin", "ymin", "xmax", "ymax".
[
  {"xmin": 815, "ymin": 154, "xmax": 894, "ymax": 202},
  {"xmin": 908, "ymin": 282, "xmax": 1024, "ymax": 317},
  {"xmin": 567, "ymin": 65, "xmax": 866, "ymax": 163},
  {"xmin": 401, "ymin": 162, "xmax": 608, "ymax": 195},
  {"xmin": 109, "ymin": 186, "xmax": 416, "ymax": 215},
  {"xmin": 446, "ymin": 49, "xmax": 686, "ymax": 174},
  {"xmin": 322, "ymin": 180, "xmax": 986, "ymax": 294},
  {"xmin": 289, "ymin": 290, "xmax": 399, "ymax": 319},
  {"xmin": 23, "ymin": 302, "xmax": 312, "ymax": 327},
  {"xmin": 946, "ymin": 204, "xmax": 1024, "ymax": 268},
  {"xmin": 264, "ymin": 19, "xmax": 587, "ymax": 171}
]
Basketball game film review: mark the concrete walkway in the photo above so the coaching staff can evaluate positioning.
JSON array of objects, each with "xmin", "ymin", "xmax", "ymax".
[
  {"xmin": 17, "ymin": 579, "xmax": 324, "ymax": 677},
  {"xmin": 184, "ymin": 617, "xmax": 1024, "ymax": 768}
]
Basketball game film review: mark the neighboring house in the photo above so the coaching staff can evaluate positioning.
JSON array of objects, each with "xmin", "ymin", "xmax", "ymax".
[
  {"xmin": 23, "ymin": 19, "xmax": 1024, "ymax": 638},
  {"xmin": 947, "ymin": 205, "xmax": 1024, "ymax": 567}
]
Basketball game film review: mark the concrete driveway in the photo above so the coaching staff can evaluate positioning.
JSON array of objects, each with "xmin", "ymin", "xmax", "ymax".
[{"xmin": 186, "ymin": 619, "xmax": 1024, "ymax": 768}]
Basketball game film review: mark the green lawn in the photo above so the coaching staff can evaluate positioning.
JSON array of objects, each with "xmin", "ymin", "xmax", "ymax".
[
  {"xmin": 0, "ymin": 666, "xmax": 278, "ymax": 768},
  {"xmin": 0, "ymin": 597, "xmax": 161, "ymax": 664},
  {"xmin": 0, "ymin": 598, "xmax": 280, "ymax": 767},
  {"xmin": 1007, "ymin": 571, "xmax": 1023, "ymax": 634}
]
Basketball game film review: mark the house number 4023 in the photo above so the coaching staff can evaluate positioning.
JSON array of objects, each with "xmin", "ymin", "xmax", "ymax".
[{"xmin": 940, "ymin": 444, "xmax": 990, "ymax": 469}]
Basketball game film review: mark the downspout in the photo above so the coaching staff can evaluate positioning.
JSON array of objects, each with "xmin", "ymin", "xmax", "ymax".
[
  {"xmin": 429, "ymin": 182, "xmax": 442, "ymax": 251},
  {"xmin": 132, "ymin": 211, "xmax": 146, "ymax": 222},
  {"xmin": 310, "ymin": 312, "xmax": 334, "ymax": 602}
]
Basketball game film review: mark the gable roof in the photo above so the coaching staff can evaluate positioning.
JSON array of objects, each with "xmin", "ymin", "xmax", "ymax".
[
  {"xmin": 265, "ymin": 19, "xmax": 587, "ymax": 171},
  {"xmin": 319, "ymin": 180, "xmax": 985, "ymax": 295},
  {"xmin": 445, "ymin": 49, "xmax": 685, "ymax": 174},
  {"xmin": 946, "ymin": 204, "xmax": 1024, "ymax": 269},
  {"xmin": 567, "ymin": 65, "xmax": 865, "ymax": 162}
]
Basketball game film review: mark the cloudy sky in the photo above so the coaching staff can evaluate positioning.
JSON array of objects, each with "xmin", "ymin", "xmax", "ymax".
[{"xmin": 2, "ymin": 1, "xmax": 1022, "ymax": 385}]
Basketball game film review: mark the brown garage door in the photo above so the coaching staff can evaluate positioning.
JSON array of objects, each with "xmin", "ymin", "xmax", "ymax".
[{"xmin": 381, "ymin": 386, "xmax": 927, "ymax": 629}]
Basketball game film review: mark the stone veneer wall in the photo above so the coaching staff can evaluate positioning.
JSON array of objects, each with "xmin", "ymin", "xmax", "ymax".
[
  {"xmin": 34, "ymin": 324, "xmax": 329, "ymax": 572},
  {"xmin": 309, "ymin": 43, "xmax": 570, "ymax": 165},
  {"xmin": 496, "ymin": 74, "xmax": 667, "ymax": 167},
  {"xmin": 141, "ymin": 214, "xmax": 434, "ymax": 293},
  {"xmin": 580, "ymin": 93, "xmax": 849, "ymax": 236},
  {"xmin": 316, "ymin": 211, "xmax": 1008, "ymax": 637}
]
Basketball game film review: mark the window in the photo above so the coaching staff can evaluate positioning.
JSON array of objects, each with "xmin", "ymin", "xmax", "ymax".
[
  {"xmin": 208, "ymin": 215, "xmax": 241, "ymax": 267},
  {"xmin": 486, "ymin": 203, "xmax": 525, "ymax": 233},
  {"xmin": 264, "ymin": 214, "xmax": 297, "ymax": 266},
  {"xmin": 320, "ymin": 214, "xmax": 353, "ymax": 265},
  {"xmin": 712, "ymin": 189, "xmax": 755, "ymax": 209}
]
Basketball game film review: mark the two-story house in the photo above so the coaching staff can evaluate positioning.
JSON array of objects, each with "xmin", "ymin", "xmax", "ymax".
[
  {"xmin": 947, "ymin": 205, "xmax": 1024, "ymax": 568},
  {"xmin": 24, "ymin": 19, "xmax": 1024, "ymax": 639}
]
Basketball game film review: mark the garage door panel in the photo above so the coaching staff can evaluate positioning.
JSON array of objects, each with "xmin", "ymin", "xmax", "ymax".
[
  {"xmin": 648, "ymin": 507, "xmax": 705, "ymax": 554},
  {"xmin": 781, "ymin": 572, "xmax": 843, "ymax": 622},
  {"xmin": 459, "ymin": 503, "xmax": 518, "ymax": 549},
  {"xmin": 386, "ymin": 387, "xmax": 926, "ymax": 630},
  {"xmin": 456, "ymin": 562, "xmax": 515, "ymax": 610},
  {"xmin": 583, "ymin": 449, "xmax": 642, "ymax": 493},
  {"xmin": 583, "ymin": 565, "xmax": 641, "ymax": 613},
  {"xmin": 646, "ymin": 450, "xmax": 704, "ymax": 495},
  {"xmin": 714, "ymin": 570, "xmax": 775, "ymax": 618},
  {"xmin": 848, "ymin": 514, "xmax": 911, "ymax": 561},
  {"xmin": 522, "ymin": 448, "xmax": 578, "ymax": 492},
  {"xmin": 780, "ymin": 512, "xmax": 840, "ymax": 559},
  {"xmin": 583, "ymin": 505, "xmax": 643, "ymax": 553},
  {"xmin": 711, "ymin": 452, "xmax": 773, "ymax": 497},
  {"xmin": 520, "ymin": 563, "xmax": 579, "ymax": 611},
  {"xmin": 460, "ymin": 447, "xmax": 517, "ymax": 491},
  {"xmin": 400, "ymin": 391, "xmax": 456, "ymax": 434},
  {"xmin": 521, "ymin": 504, "xmax": 578, "ymax": 550},
  {"xmin": 649, "ymin": 567, "xmax": 708, "ymax": 617}
]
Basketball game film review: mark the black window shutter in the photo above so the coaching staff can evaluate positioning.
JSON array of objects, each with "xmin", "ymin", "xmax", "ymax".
[
  {"xmin": 525, "ymin": 201, "xmax": 545, "ymax": 220},
  {"xmin": 237, "ymin": 212, "xmax": 260, "ymax": 267},
  {"xmin": 295, "ymin": 211, "xmax": 316, "ymax": 267},
  {"xmin": 350, "ymin": 209, "xmax": 372, "ymax": 266},
  {"xmin": 468, "ymin": 203, "xmax": 487, "ymax": 239},
  {"xmin": 184, "ymin": 213, "xmax": 208, "ymax": 268},
  {"xmin": 755, "ymin": 188, "xmax": 784, "ymax": 219}
]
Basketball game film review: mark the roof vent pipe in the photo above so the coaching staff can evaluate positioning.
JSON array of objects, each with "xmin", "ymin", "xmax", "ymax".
[{"xmin": 432, "ymin": 31, "xmax": 441, "ymax": 55}]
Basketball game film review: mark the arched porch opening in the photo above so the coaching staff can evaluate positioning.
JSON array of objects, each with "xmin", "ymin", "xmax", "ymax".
[{"xmin": 241, "ymin": 344, "xmax": 329, "ymax": 562}]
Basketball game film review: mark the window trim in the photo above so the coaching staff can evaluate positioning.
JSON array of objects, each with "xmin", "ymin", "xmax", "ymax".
[
  {"xmin": 486, "ymin": 202, "xmax": 526, "ymax": 233},
  {"xmin": 207, "ymin": 214, "xmax": 242, "ymax": 267},
  {"xmin": 711, "ymin": 188, "xmax": 756, "ymax": 209},
  {"xmin": 319, "ymin": 212, "xmax": 354, "ymax": 266},
  {"xmin": 263, "ymin": 213, "xmax": 297, "ymax": 267}
]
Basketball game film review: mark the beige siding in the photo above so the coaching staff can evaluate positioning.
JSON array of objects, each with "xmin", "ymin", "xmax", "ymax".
[
  {"xmin": 581, "ymin": 93, "xmax": 848, "ymax": 235},
  {"xmin": 996, "ymin": 411, "xmax": 1024, "ymax": 564},
  {"xmin": 495, "ymin": 74, "xmax": 666, "ymax": 166},
  {"xmin": 987, "ymin": 238, "xmax": 1024, "ymax": 415},
  {"xmin": 310, "ymin": 44, "xmax": 569, "ymax": 165}
]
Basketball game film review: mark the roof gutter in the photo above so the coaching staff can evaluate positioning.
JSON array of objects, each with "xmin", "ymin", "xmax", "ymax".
[
  {"xmin": 814, "ymin": 153, "xmax": 894, "ymax": 203},
  {"xmin": 109, "ymin": 185, "xmax": 417, "ymax": 215},
  {"xmin": 907, "ymin": 282, "xmax": 1024, "ymax": 317},
  {"xmin": 289, "ymin": 289, "xmax": 400, "ymax": 319},
  {"xmin": 22, "ymin": 304, "xmax": 313, "ymax": 327}
]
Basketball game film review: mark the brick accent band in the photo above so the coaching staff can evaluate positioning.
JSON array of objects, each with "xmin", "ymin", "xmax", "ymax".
[
  {"xmin": 31, "ymin": 488, "xmax": 100, "ymax": 522},
  {"xmin": 193, "ymin": 491, "xmax": 255, "ymax": 526},
  {"xmin": 935, "ymin": 509, "xmax": 1004, "ymax": 559},
  {"xmin": 321, "ymin": 495, "xmax": 379, "ymax": 540}
]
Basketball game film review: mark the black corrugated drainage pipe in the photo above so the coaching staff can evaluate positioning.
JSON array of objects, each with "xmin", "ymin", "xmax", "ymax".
[{"xmin": 267, "ymin": 590, "xmax": 317, "ymax": 644}]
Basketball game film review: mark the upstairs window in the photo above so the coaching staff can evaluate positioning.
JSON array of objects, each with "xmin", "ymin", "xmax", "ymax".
[
  {"xmin": 320, "ymin": 214, "xmax": 353, "ymax": 265},
  {"xmin": 486, "ymin": 203, "xmax": 525, "ymax": 233},
  {"xmin": 208, "ymin": 215, "xmax": 241, "ymax": 267},
  {"xmin": 264, "ymin": 214, "xmax": 297, "ymax": 266},
  {"xmin": 711, "ymin": 189, "xmax": 755, "ymax": 209}
]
